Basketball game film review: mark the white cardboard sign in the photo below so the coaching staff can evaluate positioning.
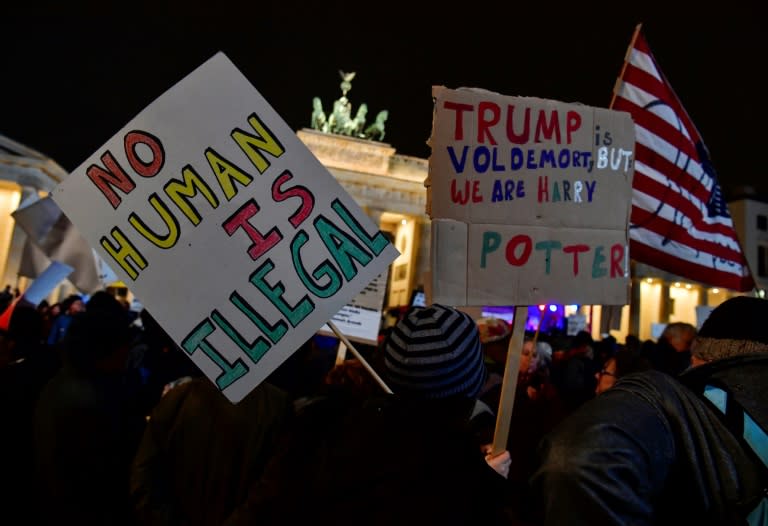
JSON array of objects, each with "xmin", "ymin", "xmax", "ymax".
[
  {"xmin": 52, "ymin": 53, "xmax": 398, "ymax": 402},
  {"xmin": 566, "ymin": 314, "xmax": 588, "ymax": 336},
  {"xmin": 318, "ymin": 272, "xmax": 388, "ymax": 345},
  {"xmin": 428, "ymin": 87, "xmax": 635, "ymax": 306},
  {"xmin": 22, "ymin": 260, "xmax": 74, "ymax": 306}
]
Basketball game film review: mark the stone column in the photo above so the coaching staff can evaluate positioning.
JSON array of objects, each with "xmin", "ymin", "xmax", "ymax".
[
  {"xmin": 415, "ymin": 218, "xmax": 431, "ymax": 289},
  {"xmin": 365, "ymin": 206, "xmax": 384, "ymax": 229},
  {"xmin": 660, "ymin": 281, "xmax": 672, "ymax": 323},
  {"xmin": 2, "ymin": 186, "xmax": 36, "ymax": 288},
  {"xmin": 628, "ymin": 278, "xmax": 642, "ymax": 338}
]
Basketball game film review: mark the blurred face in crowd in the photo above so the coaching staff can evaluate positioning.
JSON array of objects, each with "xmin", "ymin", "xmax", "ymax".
[
  {"xmin": 520, "ymin": 340, "xmax": 534, "ymax": 374},
  {"xmin": 68, "ymin": 299, "xmax": 85, "ymax": 315},
  {"xmin": 595, "ymin": 357, "xmax": 618, "ymax": 395}
]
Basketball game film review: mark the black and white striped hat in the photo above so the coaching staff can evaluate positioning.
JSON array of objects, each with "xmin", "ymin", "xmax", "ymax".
[{"xmin": 383, "ymin": 304, "xmax": 487, "ymax": 399}]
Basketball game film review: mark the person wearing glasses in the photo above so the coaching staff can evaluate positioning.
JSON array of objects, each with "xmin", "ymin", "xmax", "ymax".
[{"xmin": 594, "ymin": 347, "xmax": 651, "ymax": 395}]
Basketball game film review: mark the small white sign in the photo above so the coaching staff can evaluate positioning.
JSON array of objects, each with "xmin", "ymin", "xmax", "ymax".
[
  {"xmin": 22, "ymin": 260, "xmax": 74, "ymax": 306},
  {"xmin": 319, "ymin": 272, "xmax": 388, "ymax": 345},
  {"xmin": 566, "ymin": 314, "xmax": 587, "ymax": 336}
]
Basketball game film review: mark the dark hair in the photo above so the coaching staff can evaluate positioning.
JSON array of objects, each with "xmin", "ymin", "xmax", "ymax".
[
  {"xmin": 8, "ymin": 305, "xmax": 44, "ymax": 343},
  {"xmin": 571, "ymin": 330, "xmax": 594, "ymax": 349},
  {"xmin": 62, "ymin": 294, "xmax": 132, "ymax": 370},
  {"xmin": 613, "ymin": 348, "xmax": 652, "ymax": 378},
  {"xmin": 60, "ymin": 294, "xmax": 83, "ymax": 313},
  {"xmin": 86, "ymin": 290, "xmax": 123, "ymax": 314}
]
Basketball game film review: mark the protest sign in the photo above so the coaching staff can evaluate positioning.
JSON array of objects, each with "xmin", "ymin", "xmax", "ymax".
[
  {"xmin": 428, "ymin": 87, "xmax": 635, "ymax": 307},
  {"xmin": 51, "ymin": 53, "xmax": 398, "ymax": 402},
  {"xmin": 12, "ymin": 195, "xmax": 110, "ymax": 293},
  {"xmin": 319, "ymin": 272, "xmax": 388, "ymax": 345},
  {"xmin": 428, "ymin": 86, "xmax": 635, "ymax": 455},
  {"xmin": 566, "ymin": 313, "xmax": 588, "ymax": 336},
  {"xmin": 1, "ymin": 260, "xmax": 74, "ymax": 332},
  {"xmin": 22, "ymin": 260, "xmax": 74, "ymax": 306}
]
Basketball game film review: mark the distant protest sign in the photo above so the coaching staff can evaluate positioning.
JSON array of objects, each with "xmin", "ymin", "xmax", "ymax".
[
  {"xmin": 22, "ymin": 260, "xmax": 74, "ymax": 306},
  {"xmin": 566, "ymin": 313, "xmax": 588, "ymax": 336},
  {"xmin": 52, "ymin": 53, "xmax": 398, "ymax": 402},
  {"xmin": 428, "ymin": 86, "xmax": 635, "ymax": 306},
  {"xmin": 318, "ymin": 272, "xmax": 388, "ymax": 345}
]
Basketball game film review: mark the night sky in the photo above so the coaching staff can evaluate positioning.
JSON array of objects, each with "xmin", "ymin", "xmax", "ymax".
[{"xmin": 3, "ymin": 3, "xmax": 765, "ymax": 198}]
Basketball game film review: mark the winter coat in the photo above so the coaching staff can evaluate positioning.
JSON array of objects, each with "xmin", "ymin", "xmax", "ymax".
[
  {"xmin": 130, "ymin": 377, "xmax": 290, "ymax": 526},
  {"xmin": 34, "ymin": 364, "xmax": 144, "ymax": 526},
  {"xmin": 225, "ymin": 393, "xmax": 509, "ymax": 526},
  {"xmin": 531, "ymin": 358, "xmax": 767, "ymax": 526}
]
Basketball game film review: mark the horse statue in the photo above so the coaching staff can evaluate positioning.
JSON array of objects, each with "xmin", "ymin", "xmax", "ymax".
[
  {"xmin": 327, "ymin": 97, "xmax": 352, "ymax": 134},
  {"xmin": 311, "ymin": 97, "xmax": 328, "ymax": 133},
  {"xmin": 363, "ymin": 109, "xmax": 388, "ymax": 141},
  {"xmin": 340, "ymin": 103, "xmax": 368, "ymax": 137}
]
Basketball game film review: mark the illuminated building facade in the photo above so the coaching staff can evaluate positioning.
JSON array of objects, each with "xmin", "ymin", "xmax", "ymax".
[
  {"xmin": 0, "ymin": 130, "xmax": 752, "ymax": 342},
  {"xmin": 297, "ymin": 129, "xmax": 748, "ymax": 342}
]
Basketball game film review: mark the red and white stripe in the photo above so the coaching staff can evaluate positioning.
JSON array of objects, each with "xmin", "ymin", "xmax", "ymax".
[{"xmin": 611, "ymin": 25, "xmax": 755, "ymax": 291}]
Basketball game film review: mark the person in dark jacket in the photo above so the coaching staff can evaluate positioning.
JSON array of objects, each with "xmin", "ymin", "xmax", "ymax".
[
  {"xmin": 532, "ymin": 296, "xmax": 768, "ymax": 525},
  {"xmin": 226, "ymin": 304, "xmax": 511, "ymax": 526},
  {"xmin": 34, "ymin": 293, "xmax": 141, "ymax": 526},
  {"xmin": 46, "ymin": 293, "xmax": 84, "ymax": 345},
  {"xmin": 0, "ymin": 304, "xmax": 60, "ymax": 524},
  {"xmin": 594, "ymin": 346, "xmax": 652, "ymax": 395},
  {"xmin": 130, "ymin": 376, "xmax": 290, "ymax": 526}
]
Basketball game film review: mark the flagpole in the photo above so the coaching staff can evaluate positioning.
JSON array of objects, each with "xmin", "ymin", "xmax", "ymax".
[{"xmin": 609, "ymin": 23, "xmax": 643, "ymax": 109}]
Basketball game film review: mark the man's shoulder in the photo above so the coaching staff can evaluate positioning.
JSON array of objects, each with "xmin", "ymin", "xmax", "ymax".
[{"xmin": 681, "ymin": 353, "xmax": 768, "ymax": 439}]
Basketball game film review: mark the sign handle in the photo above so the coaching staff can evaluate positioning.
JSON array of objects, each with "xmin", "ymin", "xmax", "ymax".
[
  {"xmin": 491, "ymin": 305, "xmax": 527, "ymax": 455},
  {"xmin": 335, "ymin": 341, "xmax": 348, "ymax": 365},
  {"xmin": 327, "ymin": 320, "xmax": 393, "ymax": 394}
]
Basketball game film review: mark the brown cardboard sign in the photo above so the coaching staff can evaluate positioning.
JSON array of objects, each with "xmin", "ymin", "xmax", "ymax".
[{"xmin": 428, "ymin": 87, "xmax": 634, "ymax": 306}]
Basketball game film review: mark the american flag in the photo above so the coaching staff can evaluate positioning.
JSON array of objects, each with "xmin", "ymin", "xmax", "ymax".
[{"xmin": 611, "ymin": 24, "xmax": 755, "ymax": 292}]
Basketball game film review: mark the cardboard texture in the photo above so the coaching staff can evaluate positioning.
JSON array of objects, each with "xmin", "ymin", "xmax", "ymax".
[
  {"xmin": 429, "ymin": 86, "xmax": 634, "ymax": 307},
  {"xmin": 51, "ymin": 53, "xmax": 398, "ymax": 402},
  {"xmin": 430, "ymin": 219, "xmax": 468, "ymax": 303}
]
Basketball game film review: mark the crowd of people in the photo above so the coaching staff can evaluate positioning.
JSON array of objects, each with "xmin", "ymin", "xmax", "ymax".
[{"xmin": 0, "ymin": 289, "xmax": 766, "ymax": 525}]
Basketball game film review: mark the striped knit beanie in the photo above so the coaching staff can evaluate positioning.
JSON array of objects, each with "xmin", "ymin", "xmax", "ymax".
[{"xmin": 383, "ymin": 304, "xmax": 487, "ymax": 399}]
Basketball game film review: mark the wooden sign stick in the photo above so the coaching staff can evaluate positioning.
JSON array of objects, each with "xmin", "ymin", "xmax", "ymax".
[
  {"xmin": 335, "ymin": 341, "xmax": 348, "ymax": 365},
  {"xmin": 327, "ymin": 320, "xmax": 393, "ymax": 394},
  {"xmin": 491, "ymin": 305, "xmax": 527, "ymax": 455}
]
